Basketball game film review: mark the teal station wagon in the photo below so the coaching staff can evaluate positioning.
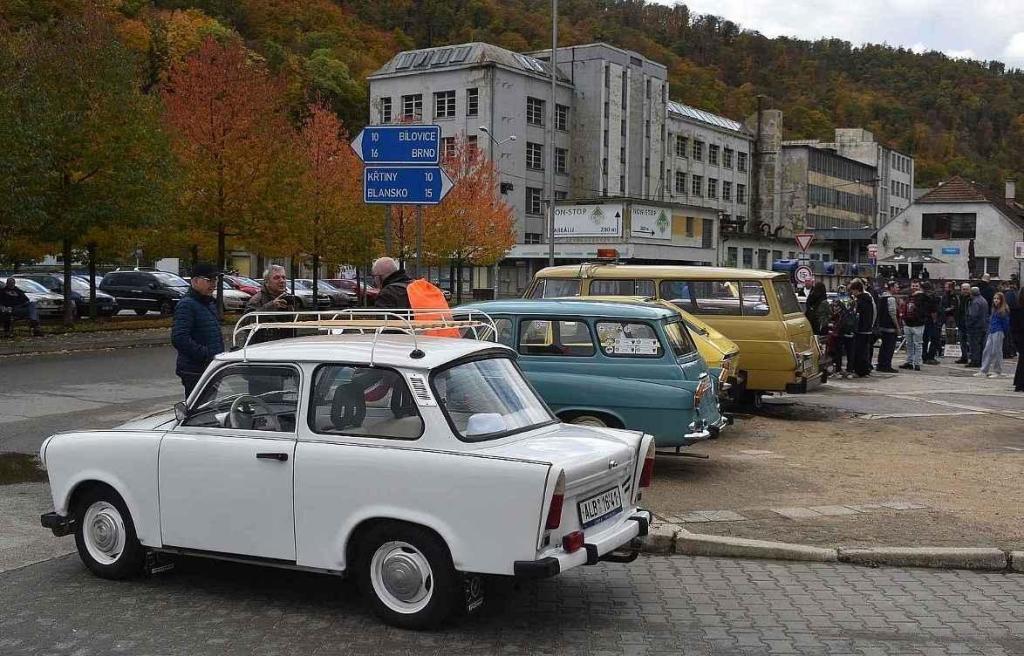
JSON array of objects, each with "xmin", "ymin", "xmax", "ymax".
[{"xmin": 463, "ymin": 299, "xmax": 730, "ymax": 448}]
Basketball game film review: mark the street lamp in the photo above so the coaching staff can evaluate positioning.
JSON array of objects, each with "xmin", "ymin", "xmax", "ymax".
[{"xmin": 478, "ymin": 126, "xmax": 517, "ymax": 147}]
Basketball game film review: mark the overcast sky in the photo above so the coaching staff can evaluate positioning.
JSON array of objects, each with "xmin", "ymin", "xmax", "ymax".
[{"xmin": 665, "ymin": 0, "xmax": 1024, "ymax": 68}]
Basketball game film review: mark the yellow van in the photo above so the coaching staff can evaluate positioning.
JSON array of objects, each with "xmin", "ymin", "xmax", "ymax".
[{"xmin": 527, "ymin": 264, "xmax": 824, "ymax": 404}]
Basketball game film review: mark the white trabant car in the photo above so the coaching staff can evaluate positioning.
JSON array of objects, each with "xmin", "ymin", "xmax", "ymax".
[{"xmin": 39, "ymin": 313, "xmax": 654, "ymax": 629}]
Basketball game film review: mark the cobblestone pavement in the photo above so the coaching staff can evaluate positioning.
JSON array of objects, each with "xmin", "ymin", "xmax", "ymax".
[{"xmin": 2, "ymin": 553, "xmax": 1022, "ymax": 655}]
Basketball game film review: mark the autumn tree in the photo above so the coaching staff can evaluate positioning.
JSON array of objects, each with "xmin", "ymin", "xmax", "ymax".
[
  {"xmin": 162, "ymin": 37, "xmax": 303, "ymax": 312},
  {"xmin": 425, "ymin": 135, "xmax": 515, "ymax": 302},
  {"xmin": 0, "ymin": 11, "xmax": 175, "ymax": 324}
]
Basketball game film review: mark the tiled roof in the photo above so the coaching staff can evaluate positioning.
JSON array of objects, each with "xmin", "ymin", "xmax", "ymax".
[
  {"xmin": 918, "ymin": 176, "xmax": 1024, "ymax": 230},
  {"xmin": 667, "ymin": 101, "xmax": 748, "ymax": 134}
]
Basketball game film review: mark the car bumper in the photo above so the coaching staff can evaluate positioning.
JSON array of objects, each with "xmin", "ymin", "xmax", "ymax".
[
  {"xmin": 785, "ymin": 370, "xmax": 825, "ymax": 394},
  {"xmin": 514, "ymin": 510, "xmax": 651, "ymax": 579},
  {"xmin": 40, "ymin": 511, "xmax": 74, "ymax": 537}
]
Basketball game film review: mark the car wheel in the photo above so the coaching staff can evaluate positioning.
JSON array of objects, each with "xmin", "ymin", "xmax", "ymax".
[
  {"xmin": 568, "ymin": 414, "xmax": 609, "ymax": 427},
  {"xmin": 134, "ymin": 309, "xmax": 148, "ymax": 316},
  {"xmin": 159, "ymin": 300, "xmax": 174, "ymax": 316},
  {"xmin": 356, "ymin": 522, "xmax": 460, "ymax": 630},
  {"xmin": 73, "ymin": 487, "xmax": 146, "ymax": 580}
]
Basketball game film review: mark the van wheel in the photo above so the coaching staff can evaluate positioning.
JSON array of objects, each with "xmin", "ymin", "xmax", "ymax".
[
  {"xmin": 569, "ymin": 414, "xmax": 609, "ymax": 427},
  {"xmin": 356, "ymin": 522, "xmax": 459, "ymax": 630},
  {"xmin": 740, "ymin": 391, "xmax": 764, "ymax": 410},
  {"xmin": 73, "ymin": 487, "xmax": 146, "ymax": 580}
]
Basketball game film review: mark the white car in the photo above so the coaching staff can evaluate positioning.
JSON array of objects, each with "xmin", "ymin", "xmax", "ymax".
[
  {"xmin": 219, "ymin": 281, "xmax": 251, "ymax": 311},
  {"xmin": 39, "ymin": 319, "xmax": 654, "ymax": 629},
  {"xmin": 13, "ymin": 278, "xmax": 65, "ymax": 317}
]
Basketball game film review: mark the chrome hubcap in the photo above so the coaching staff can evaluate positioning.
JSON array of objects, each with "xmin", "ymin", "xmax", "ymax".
[
  {"xmin": 370, "ymin": 541, "xmax": 433, "ymax": 614},
  {"xmin": 83, "ymin": 501, "xmax": 126, "ymax": 566}
]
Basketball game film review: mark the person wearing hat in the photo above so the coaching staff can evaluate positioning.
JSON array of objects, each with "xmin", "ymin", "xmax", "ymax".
[{"xmin": 171, "ymin": 263, "xmax": 225, "ymax": 396}]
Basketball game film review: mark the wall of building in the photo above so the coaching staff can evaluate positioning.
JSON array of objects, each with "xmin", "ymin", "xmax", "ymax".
[{"xmin": 665, "ymin": 116, "xmax": 752, "ymax": 226}]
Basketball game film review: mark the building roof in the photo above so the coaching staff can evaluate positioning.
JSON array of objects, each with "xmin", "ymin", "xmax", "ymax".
[
  {"xmin": 917, "ymin": 176, "xmax": 1024, "ymax": 230},
  {"xmin": 667, "ymin": 101, "xmax": 748, "ymax": 134},
  {"xmin": 370, "ymin": 42, "xmax": 571, "ymax": 83}
]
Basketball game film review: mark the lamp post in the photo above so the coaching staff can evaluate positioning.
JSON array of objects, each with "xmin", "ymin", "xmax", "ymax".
[
  {"xmin": 547, "ymin": 0, "xmax": 558, "ymax": 268},
  {"xmin": 479, "ymin": 126, "xmax": 518, "ymax": 299}
]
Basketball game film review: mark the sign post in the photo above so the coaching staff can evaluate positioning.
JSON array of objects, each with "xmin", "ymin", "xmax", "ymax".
[{"xmin": 352, "ymin": 125, "xmax": 454, "ymax": 280}]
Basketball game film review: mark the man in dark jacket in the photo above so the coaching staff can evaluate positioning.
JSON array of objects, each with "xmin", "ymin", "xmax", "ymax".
[
  {"xmin": 953, "ymin": 282, "xmax": 971, "ymax": 363},
  {"xmin": 965, "ymin": 286, "xmax": 989, "ymax": 368},
  {"xmin": 849, "ymin": 280, "xmax": 875, "ymax": 377},
  {"xmin": 171, "ymin": 263, "xmax": 224, "ymax": 396},
  {"xmin": 921, "ymin": 281, "xmax": 941, "ymax": 365},
  {"xmin": 1, "ymin": 278, "xmax": 44, "ymax": 337},
  {"xmin": 875, "ymin": 281, "xmax": 900, "ymax": 373},
  {"xmin": 372, "ymin": 257, "xmax": 413, "ymax": 309}
]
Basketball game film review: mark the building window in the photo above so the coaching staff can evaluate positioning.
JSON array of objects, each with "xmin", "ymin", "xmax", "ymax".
[
  {"xmin": 644, "ymin": 157, "xmax": 650, "ymax": 177},
  {"xmin": 708, "ymin": 145, "xmax": 719, "ymax": 166},
  {"xmin": 434, "ymin": 90, "xmax": 455, "ymax": 118},
  {"xmin": 526, "ymin": 187, "xmax": 543, "ymax": 215},
  {"xmin": 707, "ymin": 178, "xmax": 717, "ymax": 199},
  {"xmin": 921, "ymin": 213, "xmax": 976, "ymax": 239},
  {"xmin": 602, "ymin": 158, "xmax": 608, "ymax": 175},
  {"xmin": 645, "ymin": 78, "xmax": 651, "ymax": 98},
  {"xmin": 604, "ymin": 64, "xmax": 610, "ymax": 88},
  {"xmin": 524, "ymin": 232, "xmax": 543, "ymax": 244},
  {"xmin": 978, "ymin": 257, "xmax": 1000, "ymax": 275},
  {"xmin": 685, "ymin": 216, "xmax": 695, "ymax": 237},
  {"xmin": 554, "ymin": 190, "xmax": 568, "ymax": 200},
  {"xmin": 722, "ymin": 181, "xmax": 732, "ymax": 201},
  {"xmin": 723, "ymin": 148, "xmax": 733, "ymax": 168},
  {"xmin": 619, "ymin": 175, "xmax": 625, "ymax": 192},
  {"xmin": 737, "ymin": 152, "xmax": 748, "ymax": 172},
  {"xmin": 736, "ymin": 183, "xmax": 746, "ymax": 204},
  {"xmin": 526, "ymin": 142, "xmax": 544, "ymax": 170},
  {"xmin": 692, "ymin": 140, "xmax": 704, "ymax": 161},
  {"xmin": 620, "ymin": 119, "xmax": 626, "ymax": 136},
  {"xmin": 555, "ymin": 148, "xmax": 568, "ymax": 174},
  {"xmin": 727, "ymin": 247, "xmax": 738, "ymax": 266},
  {"xmin": 555, "ymin": 104, "xmax": 568, "ymax": 131},
  {"xmin": 619, "ymin": 146, "xmax": 625, "ymax": 163},
  {"xmin": 691, "ymin": 174, "xmax": 703, "ymax": 197},
  {"xmin": 603, "ymin": 101, "xmax": 609, "ymax": 118},
  {"xmin": 675, "ymin": 171, "xmax": 686, "ymax": 193},
  {"xmin": 645, "ymin": 120, "xmax": 650, "ymax": 138},
  {"xmin": 466, "ymin": 88, "xmax": 479, "ymax": 117},
  {"xmin": 441, "ymin": 137, "xmax": 455, "ymax": 159},
  {"xmin": 379, "ymin": 97, "xmax": 392, "ymax": 123},
  {"xmin": 467, "ymin": 135, "xmax": 479, "ymax": 156},
  {"xmin": 742, "ymin": 248, "xmax": 753, "ymax": 267},
  {"xmin": 527, "ymin": 97, "xmax": 545, "ymax": 126},
  {"xmin": 675, "ymin": 135, "xmax": 688, "ymax": 158},
  {"xmin": 401, "ymin": 94, "xmax": 423, "ymax": 120}
]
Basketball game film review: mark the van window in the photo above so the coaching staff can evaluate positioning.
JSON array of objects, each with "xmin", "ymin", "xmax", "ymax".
[
  {"xmin": 590, "ymin": 279, "xmax": 656, "ymax": 297},
  {"xmin": 773, "ymin": 279, "xmax": 802, "ymax": 314},
  {"xmin": 595, "ymin": 321, "xmax": 663, "ymax": 358},
  {"xmin": 519, "ymin": 319, "xmax": 595, "ymax": 356},
  {"xmin": 740, "ymin": 282, "xmax": 771, "ymax": 316},
  {"xmin": 528, "ymin": 278, "xmax": 581, "ymax": 299},
  {"xmin": 660, "ymin": 280, "xmax": 742, "ymax": 316},
  {"xmin": 494, "ymin": 318, "xmax": 514, "ymax": 347}
]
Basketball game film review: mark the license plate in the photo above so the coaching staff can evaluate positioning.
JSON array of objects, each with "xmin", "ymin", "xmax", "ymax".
[{"xmin": 578, "ymin": 486, "xmax": 623, "ymax": 528}]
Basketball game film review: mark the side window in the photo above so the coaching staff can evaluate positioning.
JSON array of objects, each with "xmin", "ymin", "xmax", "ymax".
[
  {"xmin": 741, "ymin": 282, "xmax": 771, "ymax": 316},
  {"xmin": 494, "ymin": 318, "xmax": 514, "ymax": 347},
  {"xmin": 690, "ymin": 281, "xmax": 743, "ymax": 316},
  {"xmin": 527, "ymin": 278, "xmax": 581, "ymax": 299},
  {"xmin": 518, "ymin": 319, "xmax": 595, "ymax": 356},
  {"xmin": 659, "ymin": 280, "xmax": 698, "ymax": 313},
  {"xmin": 589, "ymin": 280, "xmax": 656, "ymax": 296},
  {"xmin": 772, "ymin": 280, "xmax": 801, "ymax": 315},
  {"xmin": 184, "ymin": 365, "xmax": 300, "ymax": 432},
  {"xmin": 308, "ymin": 365, "xmax": 424, "ymax": 440},
  {"xmin": 595, "ymin": 321, "xmax": 664, "ymax": 357}
]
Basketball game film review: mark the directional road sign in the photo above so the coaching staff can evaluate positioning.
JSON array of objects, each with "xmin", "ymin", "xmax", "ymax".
[
  {"xmin": 351, "ymin": 125, "xmax": 441, "ymax": 165},
  {"xmin": 364, "ymin": 166, "xmax": 453, "ymax": 205}
]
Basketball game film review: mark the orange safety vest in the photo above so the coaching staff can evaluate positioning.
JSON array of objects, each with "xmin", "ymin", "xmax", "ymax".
[{"xmin": 407, "ymin": 279, "xmax": 459, "ymax": 337}]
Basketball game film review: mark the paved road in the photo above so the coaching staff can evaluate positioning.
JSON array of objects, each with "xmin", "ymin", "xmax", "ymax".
[
  {"xmin": 0, "ymin": 346, "xmax": 180, "ymax": 454},
  {"xmin": 1, "ymin": 553, "xmax": 1022, "ymax": 655}
]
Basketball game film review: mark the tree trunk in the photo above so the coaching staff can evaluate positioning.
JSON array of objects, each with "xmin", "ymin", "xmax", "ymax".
[
  {"xmin": 449, "ymin": 260, "xmax": 456, "ymax": 298},
  {"xmin": 62, "ymin": 238, "xmax": 75, "ymax": 327},
  {"xmin": 216, "ymin": 223, "xmax": 225, "ymax": 319},
  {"xmin": 87, "ymin": 243, "xmax": 97, "ymax": 321},
  {"xmin": 456, "ymin": 259, "xmax": 464, "ymax": 305},
  {"xmin": 190, "ymin": 244, "xmax": 199, "ymax": 270},
  {"xmin": 312, "ymin": 253, "xmax": 320, "ymax": 310}
]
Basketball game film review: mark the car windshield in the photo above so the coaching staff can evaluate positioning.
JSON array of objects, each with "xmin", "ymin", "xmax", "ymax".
[
  {"xmin": 14, "ymin": 279, "xmax": 50, "ymax": 294},
  {"xmin": 528, "ymin": 278, "xmax": 581, "ymax": 299},
  {"xmin": 316, "ymin": 281, "xmax": 338, "ymax": 291},
  {"xmin": 153, "ymin": 272, "xmax": 189, "ymax": 287},
  {"xmin": 69, "ymin": 278, "xmax": 92, "ymax": 293},
  {"xmin": 431, "ymin": 357, "xmax": 554, "ymax": 442},
  {"xmin": 291, "ymin": 280, "xmax": 312, "ymax": 290}
]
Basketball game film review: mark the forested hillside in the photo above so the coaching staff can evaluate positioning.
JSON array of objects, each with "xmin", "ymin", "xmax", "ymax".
[{"xmin": 5, "ymin": 0, "xmax": 1024, "ymax": 188}]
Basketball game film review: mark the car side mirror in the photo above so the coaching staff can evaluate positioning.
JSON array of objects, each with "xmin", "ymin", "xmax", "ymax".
[
  {"xmin": 149, "ymin": 282, "xmax": 159, "ymax": 290},
  {"xmin": 173, "ymin": 401, "xmax": 188, "ymax": 423}
]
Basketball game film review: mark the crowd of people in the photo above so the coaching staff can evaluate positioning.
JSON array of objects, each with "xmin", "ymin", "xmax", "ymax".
[{"xmin": 804, "ymin": 273, "xmax": 1024, "ymax": 392}]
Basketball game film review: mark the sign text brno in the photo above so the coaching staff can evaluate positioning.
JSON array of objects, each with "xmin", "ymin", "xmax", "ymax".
[{"xmin": 351, "ymin": 125, "xmax": 440, "ymax": 165}]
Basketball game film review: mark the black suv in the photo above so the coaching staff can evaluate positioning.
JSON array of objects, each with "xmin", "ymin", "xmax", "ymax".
[
  {"xmin": 99, "ymin": 270, "xmax": 190, "ymax": 315},
  {"xmin": 15, "ymin": 273, "xmax": 119, "ymax": 318}
]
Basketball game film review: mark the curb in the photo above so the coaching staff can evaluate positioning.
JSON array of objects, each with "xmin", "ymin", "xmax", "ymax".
[
  {"xmin": 641, "ymin": 525, "xmax": 1022, "ymax": 573},
  {"xmin": 0, "ymin": 327, "xmax": 233, "ymax": 358}
]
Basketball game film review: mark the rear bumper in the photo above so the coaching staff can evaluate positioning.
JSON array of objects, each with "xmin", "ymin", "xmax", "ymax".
[
  {"xmin": 785, "ymin": 370, "xmax": 825, "ymax": 394},
  {"xmin": 40, "ymin": 511, "xmax": 74, "ymax": 537},
  {"xmin": 514, "ymin": 510, "xmax": 651, "ymax": 579}
]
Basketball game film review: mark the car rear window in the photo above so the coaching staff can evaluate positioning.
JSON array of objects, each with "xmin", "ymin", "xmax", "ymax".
[
  {"xmin": 595, "ymin": 321, "xmax": 664, "ymax": 358},
  {"xmin": 527, "ymin": 278, "xmax": 581, "ymax": 299},
  {"xmin": 589, "ymin": 279, "xmax": 656, "ymax": 297},
  {"xmin": 773, "ymin": 279, "xmax": 802, "ymax": 314},
  {"xmin": 663, "ymin": 321, "xmax": 697, "ymax": 356},
  {"xmin": 519, "ymin": 319, "xmax": 595, "ymax": 356}
]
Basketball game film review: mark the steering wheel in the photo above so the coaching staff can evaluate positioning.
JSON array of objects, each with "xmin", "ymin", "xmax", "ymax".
[{"xmin": 227, "ymin": 394, "xmax": 282, "ymax": 432}]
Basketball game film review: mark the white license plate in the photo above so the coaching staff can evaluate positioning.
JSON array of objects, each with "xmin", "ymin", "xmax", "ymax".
[{"xmin": 577, "ymin": 486, "xmax": 623, "ymax": 528}]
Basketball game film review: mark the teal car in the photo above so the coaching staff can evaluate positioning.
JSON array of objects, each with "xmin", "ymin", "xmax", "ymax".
[{"xmin": 463, "ymin": 299, "xmax": 730, "ymax": 448}]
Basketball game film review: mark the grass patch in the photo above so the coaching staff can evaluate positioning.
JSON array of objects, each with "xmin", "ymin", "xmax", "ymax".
[{"xmin": 0, "ymin": 452, "xmax": 47, "ymax": 485}]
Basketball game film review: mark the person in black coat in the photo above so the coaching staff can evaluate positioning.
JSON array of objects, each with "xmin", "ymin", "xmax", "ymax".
[
  {"xmin": 849, "ymin": 280, "xmax": 875, "ymax": 377},
  {"xmin": 371, "ymin": 257, "xmax": 413, "ymax": 310},
  {"xmin": 171, "ymin": 263, "xmax": 225, "ymax": 396},
  {"xmin": 1011, "ymin": 303, "xmax": 1024, "ymax": 392}
]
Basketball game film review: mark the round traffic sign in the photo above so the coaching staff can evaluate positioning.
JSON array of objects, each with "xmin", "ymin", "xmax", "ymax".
[{"xmin": 794, "ymin": 265, "xmax": 814, "ymax": 285}]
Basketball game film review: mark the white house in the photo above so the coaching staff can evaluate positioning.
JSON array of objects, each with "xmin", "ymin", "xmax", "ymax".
[{"xmin": 876, "ymin": 176, "xmax": 1024, "ymax": 281}]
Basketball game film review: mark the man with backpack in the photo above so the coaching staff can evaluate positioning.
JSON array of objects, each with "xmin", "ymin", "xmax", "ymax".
[
  {"xmin": 901, "ymin": 280, "xmax": 929, "ymax": 371},
  {"xmin": 920, "ymin": 281, "xmax": 941, "ymax": 365},
  {"xmin": 372, "ymin": 257, "xmax": 414, "ymax": 310}
]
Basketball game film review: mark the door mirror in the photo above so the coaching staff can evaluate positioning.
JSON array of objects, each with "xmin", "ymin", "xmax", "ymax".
[
  {"xmin": 149, "ymin": 282, "xmax": 159, "ymax": 290},
  {"xmin": 173, "ymin": 401, "xmax": 188, "ymax": 423}
]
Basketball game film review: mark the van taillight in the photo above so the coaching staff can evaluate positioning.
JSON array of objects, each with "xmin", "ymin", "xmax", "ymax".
[
  {"xmin": 545, "ymin": 471, "xmax": 566, "ymax": 530},
  {"xmin": 639, "ymin": 443, "xmax": 655, "ymax": 488}
]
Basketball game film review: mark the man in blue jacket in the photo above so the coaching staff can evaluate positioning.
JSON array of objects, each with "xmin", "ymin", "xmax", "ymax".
[{"xmin": 171, "ymin": 263, "xmax": 224, "ymax": 396}]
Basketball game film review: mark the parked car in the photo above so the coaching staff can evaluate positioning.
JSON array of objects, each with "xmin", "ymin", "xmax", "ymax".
[
  {"xmin": 323, "ymin": 278, "xmax": 379, "ymax": 304},
  {"xmin": 16, "ymin": 273, "xmax": 118, "ymax": 317},
  {"xmin": 284, "ymin": 280, "xmax": 333, "ymax": 310},
  {"xmin": 463, "ymin": 299, "xmax": 729, "ymax": 448},
  {"xmin": 295, "ymin": 278, "xmax": 355, "ymax": 308},
  {"xmin": 12, "ymin": 278, "xmax": 64, "ymax": 317},
  {"xmin": 223, "ymin": 274, "xmax": 261, "ymax": 296},
  {"xmin": 527, "ymin": 264, "xmax": 823, "ymax": 406},
  {"xmin": 99, "ymin": 270, "xmax": 190, "ymax": 316},
  {"xmin": 39, "ymin": 325, "xmax": 653, "ymax": 629},
  {"xmin": 219, "ymin": 281, "xmax": 251, "ymax": 312}
]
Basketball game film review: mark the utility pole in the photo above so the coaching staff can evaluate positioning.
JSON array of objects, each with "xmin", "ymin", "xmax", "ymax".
[
  {"xmin": 415, "ymin": 204, "xmax": 424, "ymax": 279},
  {"xmin": 546, "ymin": 0, "xmax": 558, "ymax": 268}
]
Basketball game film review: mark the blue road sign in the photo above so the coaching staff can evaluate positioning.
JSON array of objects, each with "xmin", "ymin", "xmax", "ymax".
[
  {"xmin": 351, "ymin": 125, "xmax": 441, "ymax": 165},
  {"xmin": 363, "ymin": 166, "xmax": 453, "ymax": 205}
]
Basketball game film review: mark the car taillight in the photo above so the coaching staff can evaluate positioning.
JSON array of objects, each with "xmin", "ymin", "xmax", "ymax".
[
  {"xmin": 545, "ymin": 471, "xmax": 565, "ymax": 530},
  {"xmin": 639, "ymin": 442, "xmax": 655, "ymax": 488},
  {"xmin": 562, "ymin": 530, "xmax": 584, "ymax": 553},
  {"xmin": 694, "ymin": 376, "xmax": 711, "ymax": 405}
]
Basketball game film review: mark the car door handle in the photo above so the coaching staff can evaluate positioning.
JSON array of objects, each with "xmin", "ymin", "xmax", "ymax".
[{"xmin": 256, "ymin": 452, "xmax": 289, "ymax": 462}]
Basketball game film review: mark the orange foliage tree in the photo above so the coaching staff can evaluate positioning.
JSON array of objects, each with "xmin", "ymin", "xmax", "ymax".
[
  {"xmin": 162, "ymin": 37, "xmax": 303, "ymax": 311},
  {"xmin": 425, "ymin": 135, "xmax": 515, "ymax": 301}
]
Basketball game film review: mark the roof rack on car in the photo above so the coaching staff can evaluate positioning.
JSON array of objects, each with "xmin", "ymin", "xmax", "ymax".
[{"xmin": 232, "ymin": 308, "xmax": 498, "ymax": 365}]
